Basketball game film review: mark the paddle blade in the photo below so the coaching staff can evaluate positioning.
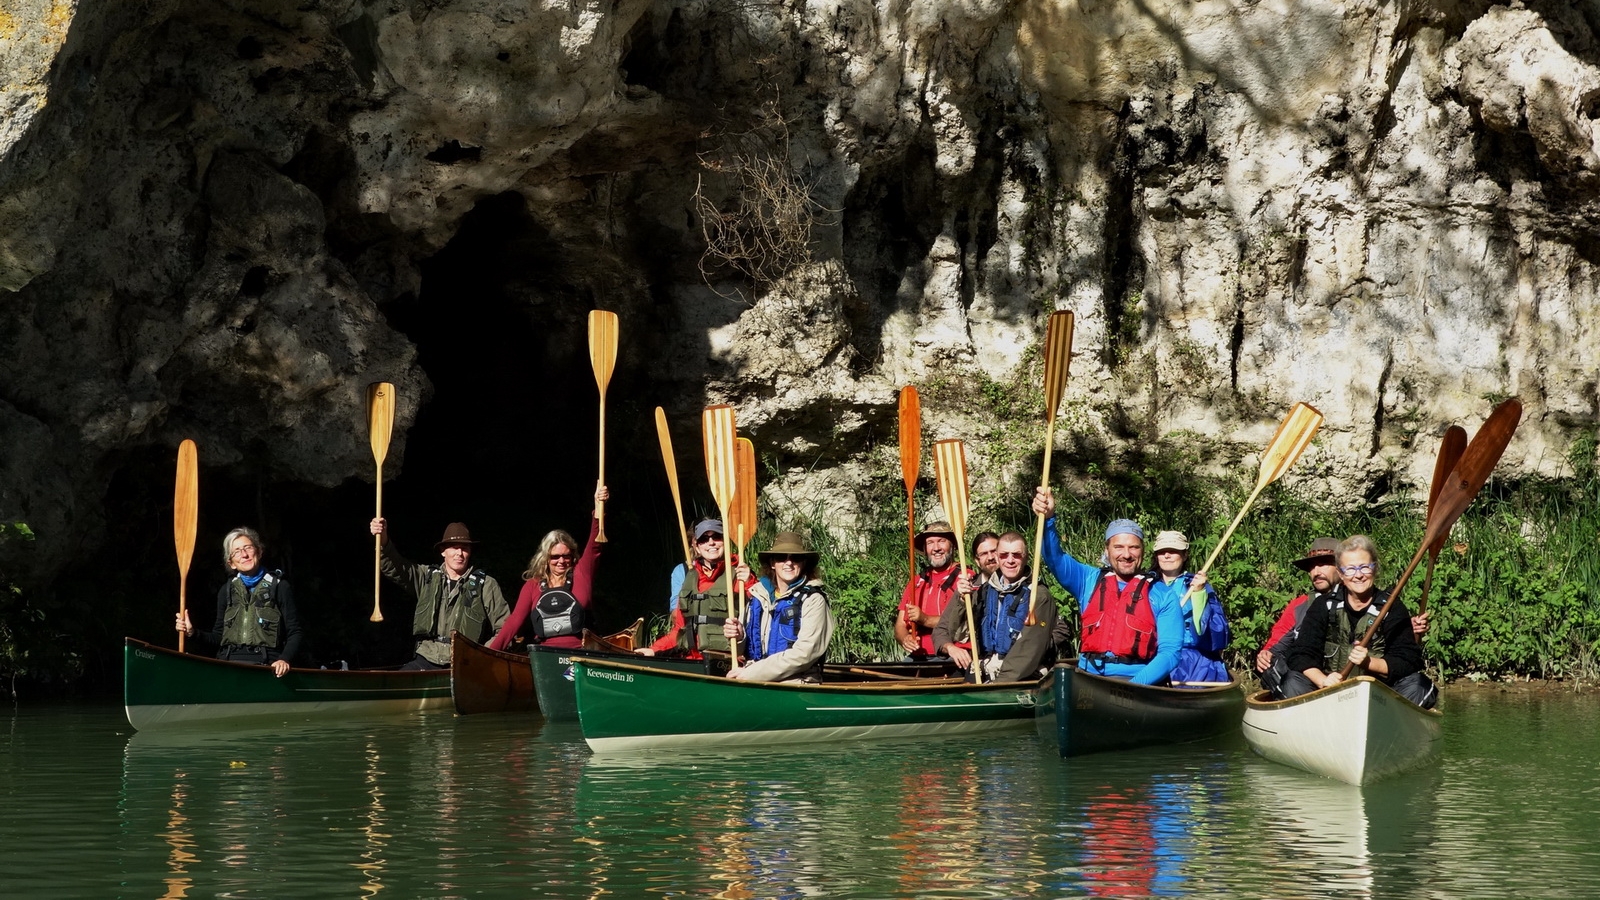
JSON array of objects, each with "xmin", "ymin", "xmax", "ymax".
[
  {"xmin": 1254, "ymin": 402, "xmax": 1324, "ymax": 489},
  {"xmin": 932, "ymin": 439, "xmax": 971, "ymax": 541},
  {"xmin": 1420, "ymin": 398, "xmax": 1522, "ymax": 552},
  {"xmin": 734, "ymin": 437, "xmax": 758, "ymax": 547},
  {"xmin": 702, "ymin": 404, "xmax": 738, "ymax": 513},
  {"xmin": 588, "ymin": 310, "xmax": 619, "ymax": 393},
  {"xmin": 174, "ymin": 439, "xmax": 199, "ymax": 576},
  {"xmin": 1041, "ymin": 310, "xmax": 1075, "ymax": 418},
  {"xmin": 367, "ymin": 382, "xmax": 396, "ymax": 465},
  {"xmin": 899, "ymin": 385, "xmax": 921, "ymax": 490},
  {"xmin": 1426, "ymin": 425, "xmax": 1468, "ymax": 555},
  {"xmin": 656, "ymin": 407, "xmax": 692, "ymax": 565}
]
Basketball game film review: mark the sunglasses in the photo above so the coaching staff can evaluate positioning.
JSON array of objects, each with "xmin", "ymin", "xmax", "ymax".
[
  {"xmin": 997, "ymin": 551, "xmax": 1025, "ymax": 560},
  {"xmin": 549, "ymin": 553, "xmax": 574, "ymax": 562},
  {"xmin": 696, "ymin": 533, "xmax": 724, "ymax": 544},
  {"xmin": 769, "ymin": 554, "xmax": 806, "ymax": 564}
]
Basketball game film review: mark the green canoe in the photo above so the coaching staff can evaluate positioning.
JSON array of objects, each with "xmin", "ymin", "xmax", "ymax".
[
  {"xmin": 124, "ymin": 637, "xmax": 451, "ymax": 731},
  {"xmin": 529, "ymin": 645, "xmax": 706, "ymax": 722},
  {"xmin": 573, "ymin": 657, "xmax": 1040, "ymax": 753},
  {"xmin": 1032, "ymin": 661, "xmax": 1245, "ymax": 756}
]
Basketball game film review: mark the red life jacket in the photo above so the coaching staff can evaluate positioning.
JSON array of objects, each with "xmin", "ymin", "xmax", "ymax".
[{"xmin": 1079, "ymin": 569, "xmax": 1158, "ymax": 662}]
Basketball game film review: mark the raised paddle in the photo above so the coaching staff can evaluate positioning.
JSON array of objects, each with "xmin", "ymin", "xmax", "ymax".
[
  {"xmin": 703, "ymin": 405, "xmax": 740, "ymax": 668},
  {"xmin": 1183, "ymin": 402, "xmax": 1324, "ymax": 629},
  {"xmin": 898, "ymin": 385, "xmax": 921, "ymax": 581},
  {"xmin": 1418, "ymin": 425, "xmax": 1467, "ymax": 617},
  {"xmin": 367, "ymin": 382, "xmax": 396, "ymax": 623},
  {"xmin": 589, "ymin": 310, "xmax": 619, "ymax": 542},
  {"xmin": 933, "ymin": 439, "xmax": 982, "ymax": 684},
  {"xmin": 1338, "ymin": 398, "xmax": 1523, "ymax": 678},
  {"xmin": 1026, "ymin": 310, "xmax": 1075, "ymax": 626},
  {"xmin": 654, "ymin": 407, "xmax": 693, "ymax": 569},
  {"xmin": 174, "ymin": 439, "xmax": 198, "ymax": 653},
  {"xmin": 734, "ymin": 436, "xmax": 758, "ymax": 629}
]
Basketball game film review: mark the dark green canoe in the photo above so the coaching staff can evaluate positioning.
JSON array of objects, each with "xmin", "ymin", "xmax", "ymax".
[
  {"xmin": 123, "ymin": 637, "xmax": 451, "ymax": 731},
  {"xmin": 1032, "ymin": 662, "xmax": 1244, "ymax": 756},
  {"xmin": 529, "ymin": 646, "xmax": 706, "ymax": 722},
  {"xmin": 573, "ymin": 657, "xmax": 1039, "ymax": 752}
]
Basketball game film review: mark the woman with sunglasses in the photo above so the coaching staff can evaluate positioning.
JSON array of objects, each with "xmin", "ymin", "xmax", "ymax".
[
  {"xmin": 722, "ymin": 531, "xmax": 836, "ymax": 682},
  {"xmin": 487, "ymin": 483, "xmax": 609, "ymax": 652},
  {"xmin": 176, "ymin": 527, "xmax": 303, "ymax": 677},
  {"xmin": 639, "ymin": 518, "xmax": 738, "ymax": 659},
  {"xmin": 1280, "ymin": 534, "xmax": 1437, "ymax": 708}
]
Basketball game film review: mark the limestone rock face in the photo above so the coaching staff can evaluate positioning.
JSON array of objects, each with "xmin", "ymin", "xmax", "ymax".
[{"xmin": 3, "ymin": 0, "xmax": 1600, "ymax": 586}]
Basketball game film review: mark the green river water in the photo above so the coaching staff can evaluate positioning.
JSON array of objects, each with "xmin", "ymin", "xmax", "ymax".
[{"xmin": 2, "ymin": 688, "xmax": 1596, "ymax": 898}]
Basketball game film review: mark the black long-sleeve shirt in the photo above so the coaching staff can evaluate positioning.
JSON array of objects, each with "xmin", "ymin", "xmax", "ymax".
[{"xmin": 1286, "ymin": 586, "xmax": 1422, "ymax": 684}]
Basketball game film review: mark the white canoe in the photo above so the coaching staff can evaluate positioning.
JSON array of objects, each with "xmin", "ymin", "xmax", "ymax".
[{"xmin": 1241, "ymin": 676, "xmax": 1442, "ymax": 785}]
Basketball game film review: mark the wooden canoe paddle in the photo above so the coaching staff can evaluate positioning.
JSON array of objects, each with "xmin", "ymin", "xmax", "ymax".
[
  {"xmin": 589, "ymin": 310, "xmax": 619, "ymax": 542},
  {"xmin": 655, "ymin": 407, "xmax": 693, "ymax": 569},
  {"xmin": 1026, "ymin": 310, "xmax": 1075, "ymax": 626},
  {"xmin": 1183, "ymin": 402, "xmax": 1324, "ymax": 629},
  {"xmin": 933, "ymin": 439, "xmax": 982, "ymax": 684},
  {"xmin": 703, "ymin": 405, "xmax": 739, "ymax": 668},
  {"xmin": 898, "ymin": 385, "xmax": 921, "ymax": 582},
  {"xmin": 1418, "ymin": 425, "xmax": 1467, "ymax": 617},
  {"xmin": 734, "ymin": 437, "xmax": 757, "ymax": 629},
  {"xmin": 174, "ymin": 439, "xmax": 198, "ymax": 653},
  {"xmin": 1339, "ymin": 398, "xmax": 1522, "ymax": 678},
  {"xmin": 367, "ymin": 382, "xmax": 396, "ymax": 623}
]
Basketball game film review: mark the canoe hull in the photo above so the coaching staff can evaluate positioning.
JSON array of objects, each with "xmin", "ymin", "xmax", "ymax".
[
  {"xmin": 530, "ymin": 646, "xmax": 706, "ymax": 722},
  {"xmin": 575, "ymin": 658, "xmax": 1039, "ymax": 753},
  {"xmin": 1241, "ymin": 677, "xmax": 1442, "ymax": 784},
  {"xmin": 123, "ymin": 637, "xmax": 450, "ymax": 730},
  {"xmin": 450, "ymin": 632, "xmax": 536, "ymax": 715},
  {"xmin": 1033, "ymin": 663, "xmax": 1245, "ymax": 756}
]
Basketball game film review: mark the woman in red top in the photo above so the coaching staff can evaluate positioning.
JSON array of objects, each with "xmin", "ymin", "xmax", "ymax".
[{"xmin": 487, "ymin": 483, "xmax": 608, "ymax": 651}]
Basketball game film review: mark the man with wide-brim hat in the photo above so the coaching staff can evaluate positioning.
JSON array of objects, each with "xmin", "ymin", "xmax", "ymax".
[
  {"xmin": 895, "ymin": 519, "xmax": 963, "ymax": 659},
  {"xmin": 1031, "ymin": 488, "xmax": 1185, "ymax": 685},
  {"xmin": 370, "ymin": 516, "xmax": 511, "ymax": 669},
  {"xmin": 724, "ymin": 531, "xmax": 835, "ymax": 682},
  {"xmin": 1255, "ymin": 537, "xmax": 1339, "ymax": 695}
]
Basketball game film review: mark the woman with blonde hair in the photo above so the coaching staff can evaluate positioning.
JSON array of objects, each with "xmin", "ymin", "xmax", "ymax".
[{"xmin": 487, "ymin": 483, "xmax": 609, "ymax": 652}]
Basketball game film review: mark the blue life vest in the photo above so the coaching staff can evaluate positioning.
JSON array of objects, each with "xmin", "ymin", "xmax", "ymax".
[
  {"xmin": 978, "ymin": 579, "xmax": 1032, "ymax": 658},
  {"xmin": 747, "ymin": 578, "xmax": 821, "ymax": 662},
  {"xmin": 1170, "ymin": 573, "xmax": 1231, "ymax": 683}
]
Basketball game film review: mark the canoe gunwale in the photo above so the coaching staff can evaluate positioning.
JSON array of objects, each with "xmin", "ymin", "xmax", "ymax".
[
  {"xmin": 577, "ymin": 657, "xmax": 1034, "ymax": 693},
  {"xmin": 1243, "ymin": 676, "xmax": 1443, "ymax": 719}
]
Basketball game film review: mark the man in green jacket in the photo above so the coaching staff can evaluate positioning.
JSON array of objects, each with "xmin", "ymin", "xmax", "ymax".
[{"xmin": 370, "ymin": 517, "xmax": 511, "ymax": 669}]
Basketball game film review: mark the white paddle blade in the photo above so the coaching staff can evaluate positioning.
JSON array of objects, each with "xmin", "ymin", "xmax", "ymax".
[{"xmin": 932, "ymin": 439, "xmax": 970, "ymax": 541}]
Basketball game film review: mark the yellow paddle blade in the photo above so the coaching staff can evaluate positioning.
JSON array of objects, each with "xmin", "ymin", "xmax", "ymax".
[
  {"xmin": 1041, "ymin": 310, "xmax": 1075, "ymax": 418},
  {"xmin": 588, "ymin": 310, "xmax": 619, "ymax": 393},
  {"xmin": 174, "ymin": 439, "xmax": 199, "ymax": 576},
  {"xmin": 367, "ymin": 382, "xmax": 396, "ymax": 466},
  {"xmin": 1254, "ymin": 402, "xmax": 1323, "ymax": 490},
  {"xmin": 702, "ymin": 405, "xmax": 738, "ymax": 513},
  {"xmin": 734, "ymin": 437, "xmax": 757, "ymax": 549},
  {"xmin": 932, "ymin": 439, "xmax": 970, "ymax": 541}
]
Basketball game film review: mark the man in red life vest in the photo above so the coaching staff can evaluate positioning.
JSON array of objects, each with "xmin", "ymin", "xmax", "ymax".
[{"xmin": 895, "ymin": 521, "xmax": 962, "ymax": 659}]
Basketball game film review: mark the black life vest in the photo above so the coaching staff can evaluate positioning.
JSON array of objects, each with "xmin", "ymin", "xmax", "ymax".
[
  {"xmin": 221, "ymin": 570, "xmax": 285, "ymax": 650},
  {"xmin": 1079, "ymin": 568, "xmax": 1159, "ymax": 662},
  {"xmin": 530, "ymin": 583, "xmax": 584, "ymax": 641}
]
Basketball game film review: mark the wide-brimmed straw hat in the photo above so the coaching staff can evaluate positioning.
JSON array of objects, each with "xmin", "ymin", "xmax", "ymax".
[
  {"xmin": 434, "ymin": 522, "xmax": 479, "ymax": 551},
  {"xmin": 1291, "ymin": 537, "xmax": 1339, "ymax": 571},
  {"xmin": 913, "ymin": 520, "xmax": 957, "ymax": 552},
  {"xmin": 759, "ymin": 531, "xmax": 819, "ymax": 562}
]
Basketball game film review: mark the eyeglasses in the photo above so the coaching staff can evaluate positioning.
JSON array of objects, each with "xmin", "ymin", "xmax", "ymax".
[
  {"xmin": 230, "ymin": 544, "xmax": 258, "ymax": 559},
  {"xmin": 696, "ymin": 533, "xmax": 724, "ymax": 544},
  {"xmin": 1338, "ymin": 563, "xmax": 1377, "ymax": 576},
  {"xmin": 549, "ymin": 553, "xmax": 574, "ymax": 562},
  {"xmin": 997, "ymin": 551, "xmax": 1025, "ymax": 560}
]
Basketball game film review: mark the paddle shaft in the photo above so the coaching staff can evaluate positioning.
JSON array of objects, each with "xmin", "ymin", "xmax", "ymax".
[
  {"xmin": 367, "ymin": 382, "xmax": 396, "ymax": 624},
  {"xmin": 1025, "ymin": 418, "xmax": 1058, "ymax": 626},
  {"xmin": 596, "ymin": 393, "xmax": 609, "ymax": 541}
]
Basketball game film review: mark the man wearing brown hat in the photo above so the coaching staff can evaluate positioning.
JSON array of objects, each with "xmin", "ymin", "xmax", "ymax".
[
  {"xmin": 1255, "ymin": 537, "xmax": 1340, "ymax": 696},
  {"xmin": 370, "ymin": 517, "xmax": 511, "ymax": 669},
  {"xmin": 894, "ymin": 520, "xmax": 963, "ymax": 659}
]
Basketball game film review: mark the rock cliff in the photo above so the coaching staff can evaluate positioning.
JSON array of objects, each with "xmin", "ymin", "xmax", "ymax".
[{"xmin": 4, "ymin": 0, "xmax": 1600, "ymax": 590}]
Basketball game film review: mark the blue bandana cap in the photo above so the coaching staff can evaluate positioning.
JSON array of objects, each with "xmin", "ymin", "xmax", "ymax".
[{"xmin": 1105, "ymin": 519, "xmax": 1144, "ymax": 542}]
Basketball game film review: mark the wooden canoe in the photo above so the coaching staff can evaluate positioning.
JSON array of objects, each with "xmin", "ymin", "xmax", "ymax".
[
  {"xmin": 123, "ymin": 637, "xmax": 450, "ymax": 731},
  {"xmin": 1241, "ymin": 676, "xmax": 1443, "ymax": 784},
  {"xmin": 1032, "ymin": 662, "xmax": 1245, "ymax": 756},
  {"xmin": 450, "ymin": 619, "xmax": 645, "ymax": 716},
  {"xmin": 572, "ymin": 657, "xmax": 1040, "ymax": 753}
]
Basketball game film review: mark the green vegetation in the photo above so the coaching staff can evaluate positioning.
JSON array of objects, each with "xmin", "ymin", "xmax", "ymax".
[{"xmin": 0, "ymin": 523, "xmax": 83, "ymax": 700}]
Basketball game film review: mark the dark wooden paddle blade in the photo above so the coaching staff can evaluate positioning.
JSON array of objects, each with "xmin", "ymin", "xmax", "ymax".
[
  {"xmin": 1041, "ymin": 310, "xmax": 1075, "ymax": 417},
  {"xmin": 734, "ymin": 437, "xmax": 757, "ymax": 549},
  {"xmin": 588, "ymin": 310, "xmax": 619, "ymax": 393},
  {"xmin": 1426, "ymin": 425, "xmax": 1468, "ymax": 555},
  {"xmin": 1419, "ymin": 398, "xmax": 1522, "ymax": 553}
]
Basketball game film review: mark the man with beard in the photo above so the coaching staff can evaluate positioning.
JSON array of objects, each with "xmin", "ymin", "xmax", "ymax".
[
  {"xmin": 894, "ymin": 521, "xmax": 961, "ymax": 659},
  {"xmin": 1031, "ymin": 488, "xmax": 1183, "ymax": 685},
  {"xmin": 1255, "ymin": 537, "xmax": 1340, "ymax": 696},
  {"xmin": 933, "ymin": 531, "xmax": 1057, "ymax": 682}
]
